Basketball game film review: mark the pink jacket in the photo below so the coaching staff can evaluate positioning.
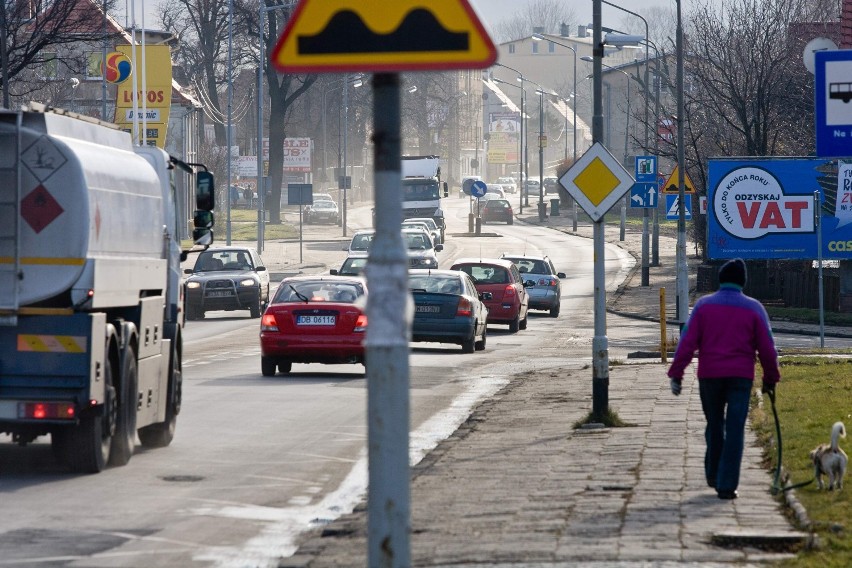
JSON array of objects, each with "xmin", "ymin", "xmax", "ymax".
[{"xmin": 668, "ymin": 285, "xmax": 780, "ymax": 383}]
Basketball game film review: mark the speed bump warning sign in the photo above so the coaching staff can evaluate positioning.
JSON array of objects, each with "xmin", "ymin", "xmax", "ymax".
[{"xmin": 271, "ymin": 0, "xmax": 497, "ymax": 73}]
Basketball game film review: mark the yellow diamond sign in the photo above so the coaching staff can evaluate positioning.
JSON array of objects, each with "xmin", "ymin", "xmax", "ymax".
[{"xmin": 559, "ymin": 143, "xmax": 635, "ymax": 222}]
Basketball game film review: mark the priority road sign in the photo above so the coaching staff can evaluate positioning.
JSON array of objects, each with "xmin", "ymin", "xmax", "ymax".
[
  {"xmin": 666, "ymin": 194, "xmax": 692, "ymax": 220},
  {"xmin": 629, "ymin": 182, "xmax": 658, "ymax": 208},
  {"xmin": 559, "ymin": 142, "xmax": 635, "ymax": 222},
  {"xmin": 271, "ymin": 0, "xmax": 497, "ymax": 73}
]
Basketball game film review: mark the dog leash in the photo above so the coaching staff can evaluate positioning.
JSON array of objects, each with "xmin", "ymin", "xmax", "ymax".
[{"xmin": 767, "ymin": 389, "xmax": 814, "ymax": 495}]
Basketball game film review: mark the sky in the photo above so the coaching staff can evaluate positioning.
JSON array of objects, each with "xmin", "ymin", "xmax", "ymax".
[{"xmin": 468, "ymin": 0, "xmax": 709, "ymax": 39}]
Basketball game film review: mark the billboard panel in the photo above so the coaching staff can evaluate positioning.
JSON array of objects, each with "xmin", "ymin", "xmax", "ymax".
[
  {"xmin": 487, "ymin": 112, "xmax": 519, "ymax": 164},
  {"xmin": 707, "ymin": 157, "xmax": 852, "ymax": 259},
  {"xmin": 113, "ymin": 45, "xmax": 172, "ymax": 149}
]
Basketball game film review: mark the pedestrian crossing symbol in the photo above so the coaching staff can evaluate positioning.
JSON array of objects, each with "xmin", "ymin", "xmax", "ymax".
[{"xmin": 666, "ymin": 194, "xmax": 692, "ymax": 220}]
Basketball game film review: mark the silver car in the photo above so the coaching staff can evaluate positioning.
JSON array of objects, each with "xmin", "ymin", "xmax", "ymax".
[{"xmin": 501, "ymin": 254, "xmax": 565, "ymax": 317}]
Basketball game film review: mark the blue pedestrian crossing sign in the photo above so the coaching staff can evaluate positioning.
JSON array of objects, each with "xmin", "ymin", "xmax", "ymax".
[
  {"xmin": 629, "ymin": 182, "xmax": 657, "ymax": 208},
  {"xmin": 666, "ymin": 194, "xmax": 692, "ymax": 220}
]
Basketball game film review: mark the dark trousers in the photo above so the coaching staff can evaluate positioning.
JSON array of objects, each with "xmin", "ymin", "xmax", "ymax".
[{"xmin": 698, "ymin": 377, "xmax": 753, "ymax": 492}]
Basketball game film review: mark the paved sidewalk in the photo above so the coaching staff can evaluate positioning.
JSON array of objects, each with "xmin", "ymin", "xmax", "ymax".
[{"xmin": 271, "ymin": 209, "xmax": 814, "ymax": 567}]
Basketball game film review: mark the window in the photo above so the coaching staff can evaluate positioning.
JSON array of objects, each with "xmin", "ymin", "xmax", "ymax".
[
  {"xmin": 549, "ymin": 42, "xmax": 555, "ymax": 53},
  {"xmin": 86, "ymin": 52, "xmax": 104, "ymax": 80},
  {"xmin": 40, "ymin": 52, "xmax": 58, "ymax": 80},
  {"xmin": 509, "ymin": 44, "xmax": 515, "ymax": 54},
  {"xmin": 532, "ymin": 42, "xmax": 539, "ymax": 54}
]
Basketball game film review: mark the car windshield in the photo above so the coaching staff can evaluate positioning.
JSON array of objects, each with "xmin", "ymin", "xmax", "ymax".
[
  {"xmin": 195, "ymin": 250, "xmax": 253, "ymax": 272},
  {"xmin": 403, "ymin": 232, "xmax": 432, "ymax": 250},
  {"xmin": 402, "ymin": 182, "xmax": 440, "ymax": 201},
  {"xmin": 486, "ymin": 200, "xmax": 510, "ymax": 209},
  {"xmin": 455, "ymin": 264, "xmax": 509, "ymax": 284},
  {"xmin": 410, "ymin": 218, "xmax": 437, "ymax": 230},
  {"xmin": 314, "ymin": 201, "xmax": 335, "ymax": 210},
  {"xmin": 409, "ymin": 275, "xmax": 462, "ymax": 294},
  {"xmin": 273, "ymin": 280, "xmax": 364, "ymax": 303},
  {"xmin": 341, "ymin": 258, "xmax": 368, "ymax": 274},
  {"xmin": 505, "ymin": 258, "xmax": 550, "ymax": 275},
  {"xmin": 497, "ymin": 177, "xmax": 514, "ymax": 184},
  {"xmin": 350, "ymin": 233, "xmax": 374, "ymax": 251}
]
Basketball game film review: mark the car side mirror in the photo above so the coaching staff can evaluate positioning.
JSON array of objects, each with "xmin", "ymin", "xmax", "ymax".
[
  {"xmin": 183, "ymin": 268, "xmax": 193, "ymax": 275},
  {"xmin": 330, "ymin": 269, "xmax": 339, "ymax": 275},
  {"xmin": 443, "ymin": 181, "xmax": 448, "ymax": 197},
  {"xmin": 435, "ymin": 244, "xmax": 443, "ymax": 252},
  {"xmin": 557, "ymin": 272, "xmax": 566, "ymax": 279},
  {"xmin": 480, "ymin": 292, "xmax": 493, "ymax": 300},
  {"xmin": 256, "ymin": 266, "xmax": 266, "ymax": 272}
]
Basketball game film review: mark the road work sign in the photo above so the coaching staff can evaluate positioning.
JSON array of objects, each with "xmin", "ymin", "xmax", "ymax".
[{"xmin": 271, "ymin": 0, "xmax": 497, "ymax": 72}]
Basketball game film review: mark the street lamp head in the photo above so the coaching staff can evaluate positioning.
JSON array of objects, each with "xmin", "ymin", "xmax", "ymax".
[
  {"xmin": 352, "ymin": 79, "xmax": 363, "ymax": 88},
  {"xmin": 580, "ymin": 56, "xmax": 593, "ymax": 62},
  {"xmin": 603, "ymin": 33, "xmax": 644, "ymax": 47},
  {"xmin": 407, "ymin": 86, "xmax": 417, "ymax": 93},
  {"xmin": 531, "ymin": 33, "xmax": 545, "ymax": 41}
]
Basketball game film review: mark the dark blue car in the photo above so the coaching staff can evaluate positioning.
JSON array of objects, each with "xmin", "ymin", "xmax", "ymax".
[{"xmin": 408, "ymin": 269, "xmax": 490, "ymax": 353}]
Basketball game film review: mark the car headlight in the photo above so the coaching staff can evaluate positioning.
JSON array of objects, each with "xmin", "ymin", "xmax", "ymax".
[
  {"xmin": 186, "ymin": 281, "xmax": 201, "ymax": 289},
  {"xmin": 239, "ymin": 279, "xmax": 258, "ymax": 287}
]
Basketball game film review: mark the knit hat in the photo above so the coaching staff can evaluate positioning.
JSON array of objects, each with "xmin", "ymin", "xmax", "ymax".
[{"xmin": 718, "ymin": 258, "xmax": 746, "ymax": 287}]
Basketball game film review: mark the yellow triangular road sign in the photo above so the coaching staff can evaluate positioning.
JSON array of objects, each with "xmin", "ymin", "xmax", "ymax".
[
  {"xmin": 662, "ymin": 165, "xmax": 696, "ymax": 194},
  {"xmin": 271, "ymin": 0, "xmax": 497, "ymax": 73}
]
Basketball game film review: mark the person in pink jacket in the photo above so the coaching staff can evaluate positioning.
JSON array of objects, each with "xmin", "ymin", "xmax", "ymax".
[{"xmin": 667, "ymin": 258, "xmax": 780, "ymax": 500}]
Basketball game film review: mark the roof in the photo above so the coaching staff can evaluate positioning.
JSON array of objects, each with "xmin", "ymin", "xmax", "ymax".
[{"xmin": 451, "ymin": 257, "xmax": 516, "ymax": 269}]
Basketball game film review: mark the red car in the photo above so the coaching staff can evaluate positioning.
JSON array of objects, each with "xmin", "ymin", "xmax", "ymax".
[
  {"xmin": 260, "ymin": 276, "xmax": 367, "ymax": 375},
  {"xmin": 481, "ymin": 198, "xmax": 514, "ymax": 224},
  {"xmin": 449, "ymin": 258, "xmax": 532, "ymax": 332}
]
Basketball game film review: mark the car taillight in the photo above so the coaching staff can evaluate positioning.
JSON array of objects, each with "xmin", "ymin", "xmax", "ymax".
[
  {"xmin": 261, "ymin": 313, "xmax": 279, "ymax": 332},
  {"xmin": 19, "ymin": 402, "xmax": 75, "ymax": 420},
  {"xmin": 538, "ymin": 278, "xmax": 557, "ymax": 287},
  {"xmin": 456, "ymin": 298, "xmax": 472, "ymax": 316},
  {"xmin": 354, "ymin": 314, "xmax": 368, "ymax": 332},
  {"xmin": 504, "ymin": 285, "xmax": 516, "ymax": 298}
]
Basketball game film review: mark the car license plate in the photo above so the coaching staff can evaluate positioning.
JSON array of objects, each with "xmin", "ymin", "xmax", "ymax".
[
  {"xmin": 208, "ymin": 291, "xmax": 233, "ymax": 297},
  {"xmin": 297, "ymin": 315, "xmax": 336, "ymax": 325},
  {"xmin": 416, "ymin": 305, "xmax": 440, "ymax": 313}
]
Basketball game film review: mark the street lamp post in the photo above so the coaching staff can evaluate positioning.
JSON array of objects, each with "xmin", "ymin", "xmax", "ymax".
[
  {"xmin": 525, "ymin": 78, "xmax": 548, "ymax": 221},
  {"xmin": 675, "ymin": 0, "xmax": 688, "ymax": 327},
  {"xmin": 532, "ymin": 33, "xmax": 579, "ymax": 230},
  {"xmin": 495, "ymin": 63, "xmax": 528, "ymax": 214},
  {"xmin": 583, "ymin": 56, "xmax": 631, "ymax": 240}
]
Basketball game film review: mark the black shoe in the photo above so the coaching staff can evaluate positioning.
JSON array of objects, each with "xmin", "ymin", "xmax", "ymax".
[{"xmin": 717, "ymin": 490, "xmax": 738, "ymax": 500}]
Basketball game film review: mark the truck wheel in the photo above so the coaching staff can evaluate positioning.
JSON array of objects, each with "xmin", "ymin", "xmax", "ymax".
[
  {"xmin": 261, "ymin": 357, "xmax": 277, "ymax": 376},
  {"xmin": 54, "ymin": 360, "xmax": 115, "ymax": 473},
  {"xmin": 109, "ymin": 346, "xmax": 138, "ymax": 466},
  {"xmin": 138, "ymin": 345, "xmax": 180, "ymax": 448}
]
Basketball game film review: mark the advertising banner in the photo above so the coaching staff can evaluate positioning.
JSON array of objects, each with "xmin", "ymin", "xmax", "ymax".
[
  {"xmin": 283, "ymin": 138, "xmax": 312, "ymax": 172},
  {"xmin": 488, "ymin": 112, "xmax": 519, "ymax": 164},
  {"xmin": 707, "ymin": 157, "xmax": 852, "ymax": 259},
  {"xmin": 113, "ymin": 45, "xmax": 172, "ymax": 149}
]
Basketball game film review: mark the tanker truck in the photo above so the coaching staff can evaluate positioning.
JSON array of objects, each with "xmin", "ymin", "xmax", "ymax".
[{"xmin": 0, "ymin": 105, "xmax": 215, "ymax": 473}]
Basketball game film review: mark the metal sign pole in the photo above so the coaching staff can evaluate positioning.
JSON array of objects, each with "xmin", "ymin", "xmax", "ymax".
[
  {"xmin": 592, "ymin": 0, "xmax": 609, "ymax": 417},
  {"xmin": 365, "ymin": 72, "xmax": 410, "ymax": 568},
  {"xmin": 816, "ymin": 190, "xmax": 824, "ymax": 347}
]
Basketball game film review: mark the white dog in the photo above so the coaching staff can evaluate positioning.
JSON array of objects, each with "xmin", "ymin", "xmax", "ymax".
[{"xmin": 810, "ymin": 421, "xmax": 847, "ymax": 491}]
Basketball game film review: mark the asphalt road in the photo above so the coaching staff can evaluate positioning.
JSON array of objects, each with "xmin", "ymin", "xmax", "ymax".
[{"xmin": 0, "ymin": 197, "xmax": 667, "ymax": 568}]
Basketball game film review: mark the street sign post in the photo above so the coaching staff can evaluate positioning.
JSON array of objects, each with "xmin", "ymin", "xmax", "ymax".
[
  {"xmin": 287, "ymin": 183, "xmax": 313, "ymax": 263},
  {"xmin": 634, "ymin": 156, "xmax": 657, "ymax": 287},
  {"xmin": 271, "ymin": 3, "xmax": 496, "ymax": 565}
]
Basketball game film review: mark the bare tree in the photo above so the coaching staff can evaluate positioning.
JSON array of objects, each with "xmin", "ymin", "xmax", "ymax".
[
  {"xmin": 236, "ymin": 0, "xmax": 316, "ymax": 225},
  {"xmin": 2, "ymin": 0, "xmax": 120, "ymax": 105},
  {"xmin": 493, "ymin": 0, "xmax": 578, "ymax": 42}
]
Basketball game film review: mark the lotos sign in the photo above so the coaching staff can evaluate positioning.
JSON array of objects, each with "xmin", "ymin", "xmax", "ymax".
[{"xmin": 708, "ymin": 158, "xmax": 851, "ymax": 259}]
